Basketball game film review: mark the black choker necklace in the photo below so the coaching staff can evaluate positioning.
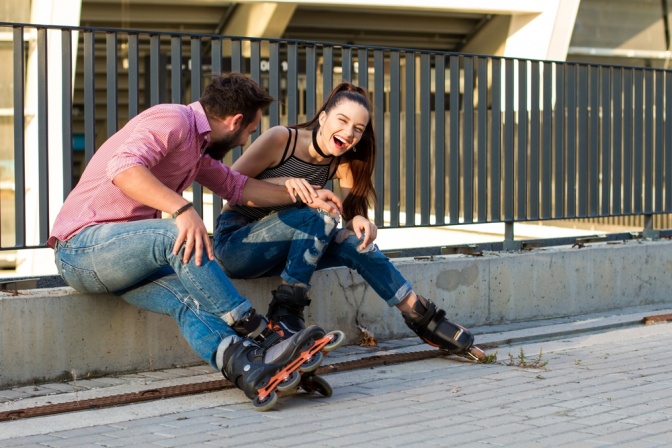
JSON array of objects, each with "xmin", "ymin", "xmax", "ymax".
[{"xmin": 312, "ymin": 127, "xmax": 333, "ymax": 159}]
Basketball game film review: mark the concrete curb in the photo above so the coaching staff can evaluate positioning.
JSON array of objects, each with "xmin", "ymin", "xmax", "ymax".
[{"xmin": 2, "ymin": 239, "xmax": 672, "ymax": 387}]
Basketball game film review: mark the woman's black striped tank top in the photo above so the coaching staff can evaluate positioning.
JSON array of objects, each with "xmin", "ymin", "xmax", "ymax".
[{"xmin": 228, "ymin": 127, "xmax": 338, "ymax": 220}]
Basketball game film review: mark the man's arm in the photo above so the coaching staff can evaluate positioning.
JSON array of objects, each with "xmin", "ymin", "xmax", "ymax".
[
  {"xmin": 240, "ymin": 177, "xmax": 342, "ymax": 214},
  {"xmin": 113, "ymin": 165, "xmax": 213, "ymax": 266}
]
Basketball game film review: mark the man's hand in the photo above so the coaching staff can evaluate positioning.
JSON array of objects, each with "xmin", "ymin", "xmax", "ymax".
[
  {"xmin": 348, "ymin": 215, "xmax": 378, "ymax": 251},
  {"xmin": 172, "ymin": 207, "xmax": 214, "ymax": 266}
]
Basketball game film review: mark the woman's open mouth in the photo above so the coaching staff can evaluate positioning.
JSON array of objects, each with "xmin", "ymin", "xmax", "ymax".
[{"xmin": 333, "ymin": 135, "xmax": 350, "ymax": 150}]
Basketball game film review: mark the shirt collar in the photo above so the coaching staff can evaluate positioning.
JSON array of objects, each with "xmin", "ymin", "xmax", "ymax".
[{"xmin": 189, "ymin": 101, "xmax": 211, "ymax": 154}]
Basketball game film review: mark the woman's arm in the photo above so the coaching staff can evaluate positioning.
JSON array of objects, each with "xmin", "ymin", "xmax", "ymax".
[
  {"xmin": 230, "ymin": 126, "xmax": 290, "ymax": 177},
  {"xmin": 335, "ymin": 162, "xmax": 378, "ymax": 250}
]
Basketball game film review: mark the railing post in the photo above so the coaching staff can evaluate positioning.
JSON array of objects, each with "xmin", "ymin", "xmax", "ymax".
[
  {"xmin": 503, "ymin": 221, "xmax": 521, "ymax": 251},
  {"xmin": 643, "ymin": 214, "xmax": 659, "ymax": 240}
]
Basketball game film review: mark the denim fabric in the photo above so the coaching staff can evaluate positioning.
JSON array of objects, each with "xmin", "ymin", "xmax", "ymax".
[
  {"xmin": 54, "ymin": 220, "xmax": 251, "ymax": 368},
  {"xmin": 214, "ymin": 210, "xmax": 412, "ymax": 306},
  {"xmin": 213, "ymin": 208, "xmax": 340, "ymax": 287},
  {"xmin": 319, "ymin": 230, "xmax": 413, "ymax": 306}
]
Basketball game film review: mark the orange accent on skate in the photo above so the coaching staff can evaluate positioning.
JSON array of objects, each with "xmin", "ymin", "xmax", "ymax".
[{"xmin": 256, "ymin": 333, "xmax": 335, "ymax": 401}]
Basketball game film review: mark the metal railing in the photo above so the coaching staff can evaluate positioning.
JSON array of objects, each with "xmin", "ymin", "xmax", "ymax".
[{"xmin": 1, "ymin": 22, "xmax": 672, "ymax": 252}]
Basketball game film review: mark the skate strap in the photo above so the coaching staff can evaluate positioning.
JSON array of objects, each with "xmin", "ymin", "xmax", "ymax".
[{"xmin": 410, "ymin": 300, "xmax": 440, "ymax": 329}]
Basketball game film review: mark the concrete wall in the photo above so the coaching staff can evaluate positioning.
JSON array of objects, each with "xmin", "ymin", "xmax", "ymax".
[{"xmin": 2, "ymin": 239, "xmax": 671, "ymax": 387}]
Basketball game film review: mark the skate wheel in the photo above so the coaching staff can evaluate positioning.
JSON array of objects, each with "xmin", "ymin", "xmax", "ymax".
[
  {"xmin": 467, "ymin": 346, "xmax": 487, "ymax": 362},
  {"xmin": 299, "ymin": 351, "xmax": 323, "ymax": 373},
  {"xmin": 304, "ymin": 375, "xmax": 333, "ymax": 397},
  {"xmin": 276, "ymin": 370, "xmax": 301, "ymax": 393},
  {"xmin": 252, "ymin": 391, "xmax": 278, "ymax": 412},
  {"xmin": 323, "ymin": 330, "xmax": 346, "ymax": 352}
]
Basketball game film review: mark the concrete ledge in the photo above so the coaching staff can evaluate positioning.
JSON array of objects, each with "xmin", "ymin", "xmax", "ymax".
[{"xmin": 2, "ymin": 239, "xmax": 672, "ymax": 387}]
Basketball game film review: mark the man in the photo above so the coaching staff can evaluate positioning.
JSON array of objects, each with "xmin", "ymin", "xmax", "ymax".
[{"xmin": 48, "ymin": 73, "xmax": 342, "ymax": 407}]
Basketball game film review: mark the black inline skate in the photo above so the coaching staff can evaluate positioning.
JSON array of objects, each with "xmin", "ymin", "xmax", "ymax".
[
  {"xmin": 222, "ymin": 325, "xmax": 334, "ymax": 411},
  {"xmin": 266, "ymin": 284, "xmax": 346, "ymax": 397},
  {"xmin": 403, "ymin": 296, "xmax": 485, "ymax": 361}
]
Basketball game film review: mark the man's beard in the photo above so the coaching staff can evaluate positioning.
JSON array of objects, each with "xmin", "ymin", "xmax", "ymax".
[{"xmin": 204, "ymin": 128, "xmax": 244, "ymax": 160}]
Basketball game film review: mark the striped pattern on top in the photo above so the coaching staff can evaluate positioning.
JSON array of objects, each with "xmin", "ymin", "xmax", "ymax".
[{"xmin": 230, "ymin": 127, "xmax": 335, "ymax": 220}]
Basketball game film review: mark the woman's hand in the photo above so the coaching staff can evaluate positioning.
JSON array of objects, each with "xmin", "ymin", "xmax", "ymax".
[
  {"xmin": 348, "ymin": 215, "xmax": 378, "ymax": 251},
  {"xmin": 284, "ymin": 177, "xmax": 318, "ymax": 204}
]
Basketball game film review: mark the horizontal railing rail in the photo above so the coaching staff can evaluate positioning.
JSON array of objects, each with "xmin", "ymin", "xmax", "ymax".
[{"xmin": 1, "ymin": 22, "xmax": 671, "ymax": 253}]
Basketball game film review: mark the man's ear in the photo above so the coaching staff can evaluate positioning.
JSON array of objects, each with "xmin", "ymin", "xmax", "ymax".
[{"xmin": 229, "ymin": 113, "xmax": 244, "ymax": 130}]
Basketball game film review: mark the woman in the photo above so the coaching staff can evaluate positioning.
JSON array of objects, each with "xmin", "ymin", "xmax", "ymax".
[{"xmin": 213, "ymin": 83, "xmax": 484, "ymax": 360}]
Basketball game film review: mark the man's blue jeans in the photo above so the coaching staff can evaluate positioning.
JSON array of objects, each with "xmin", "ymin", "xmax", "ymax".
[
  {"xmin": 214, "ymin": 208, "xmax": 412, "ymax": 306},
  {"xmin": 53, "ymin": 219, "xmax": 252, "ymax": 369}
]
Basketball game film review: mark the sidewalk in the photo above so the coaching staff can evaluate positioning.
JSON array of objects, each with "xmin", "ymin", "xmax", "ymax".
[{"xmin": 2, "ymin": 304, "xmax": 672, "ymax": 447}]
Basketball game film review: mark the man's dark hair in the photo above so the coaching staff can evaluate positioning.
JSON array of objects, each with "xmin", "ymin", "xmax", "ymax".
[{"xmin": 199, "ymin": 73, "xmax": 275, "ymax": 126}]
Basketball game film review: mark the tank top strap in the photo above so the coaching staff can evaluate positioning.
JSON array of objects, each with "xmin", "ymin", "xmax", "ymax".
[
  {"xmin": 328, "ymin": 156, "xmax": 342, "ymax": 180},
  {"xmin": 279, "ymin": 127, "xmax": 299, "ymax": 165}
]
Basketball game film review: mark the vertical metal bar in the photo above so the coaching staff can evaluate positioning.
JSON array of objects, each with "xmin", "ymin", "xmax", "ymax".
[
  {"xmin": 171, "ymin": 36, "xmax": 182, "ymax": 103},
  {"xmin": 600, "ymin": 66, "xmax": 612, "ymax": 216},
  {"xmin": 449, "ymin": 55, "xmax": 461, "ymax": 224},
  {"xmin": 577, "ymin": 64, "xmax": 588, "ymax": 217},
  {"xmin": 462, "ymin": 56, "xmax": 474, "ymax": 224},
  {"xmin": 529, "ymin": 60, "xmax": 540, "ymax": 220},
  {"xmin": 323, "ymin": 46, "xmax": 334, "ymax": 100},
  {"xmin": 13, "ymin": 26, "xmax": 26, "ymax": 247},
  {"xmin": 554, "ymin": 63, "xmax": 565, "ymax": 218},
  {"xmin": 149, "ymin": 34, "xmax": 161, "ymax": 106},
  {"xmin": 503, "ymin": 58, "xmax": 514, "ymax": 222},
  {"xmin": 190, "ymin": 37, "xmax": 202, "ymax": 101},
  {"xmin": 633, "ymin": 69, "xmax": 644, "ymax": 214},
  {"xmin": 666, "ymin": 71, "xmax": 672, "ymax": 211},
  {"xmin": 434, "ymin": 54, "xmax": 446, "ymax": 225},
  {"xmin": 127, "ymin": 34, "xmax": 139, "ymax": 119},
  {"xmin": 622, "ymin": 68, "xmax": 633, "ymax": 214},
  {"xmin": 268, "ymin": 41, "xmax": 281, "ymax": 126},
  {"xmin": 304, "ymin": 45, "xmax": 316, "ymax": 119},
  {"xmin": 190, "ymin": 37, "xmax": 203, "ymax": 215},
  {"xmin": 643, "ymin": 70, "xmax": 653, "ymax": 213},
  {"xmin": 341, "ymin": 47, "xmax": 352, "ymax": 83},
  {"xmin": 516, "ymin": 59, "xmax": 528, "ymax": 220},
  {"xmin": 210, "ymin": 38, "xmax": 223, "ymax": 228},
  {"xmin": 61, "ymin": 29, "xmax": 73, "ymax": 198},
  {"xmin": 404, "ymin": 52, "xmax": 415, "ymax": 226},
  {"xmin": 477, "ymin": 57, "xmax": 487, "ymax": 222},
  {"xmin": 83, "ymin": 30, "xmax": 96, "ymax": 163},
  {"xmin": 373, "ymin": 49, "xmax": 385, "ymax": 226},
  {"xmin": 419, "ymin": 53, "xmax": 430, "ymax": 225},
  {"xmin": 654, "ymin": 70, "xmax": 664, "ymax": 212},
  {"xmin": 287, "ymin": 43, "xmax": 298, "ymax": 126},
  {"xmin": 612, "ymin": 68, "xmax": 623, "ymax": 215},
  {"xmin": 211, "ymin": 38, "xmax": 222, "ymax": 74},
  {"xmin": 490, "ymin": 58, "xmax": 502, "ymax": 221},
  {"xmin": 37, "ymin": 28, "xmax": 49, "ymax": 242},
  {"xmin": 230, "ymin": 39, "xmax": 241, "ymax": 73},
  {"xmin": 541, "ymin": 62, "xmax": 553, "ymax": 219},
  {"xmin": 566, "ymin": 64, "xmax": 577, "ymax": 218},
  {"xmin": 249, "ymin": 40, "xmax": 262, "ymax": 144},
  {"xmin": 106, "ymin": 32, "xmax": 118, "ymax": 137},
  {"xmin": 389, "ymin": 51, "xmax": 401, "ymax": 227},
  {"xmin": 357, "ymin": 48, "xmax": 368, "ymax": 90},
  {"xmin": 589, "ymin": 65, "xmax": 599, "ymax": 217}
]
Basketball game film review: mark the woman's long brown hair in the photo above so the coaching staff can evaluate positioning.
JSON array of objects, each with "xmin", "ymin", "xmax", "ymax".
[{"xmin": 292, "ymin": 83, "xmax": 377, "ymax": 222}]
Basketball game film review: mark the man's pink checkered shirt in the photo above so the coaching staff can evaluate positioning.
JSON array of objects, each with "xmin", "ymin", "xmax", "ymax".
[{"xmin": 48, "ymin": 101, "xmax": 248, "ymax": 248}]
